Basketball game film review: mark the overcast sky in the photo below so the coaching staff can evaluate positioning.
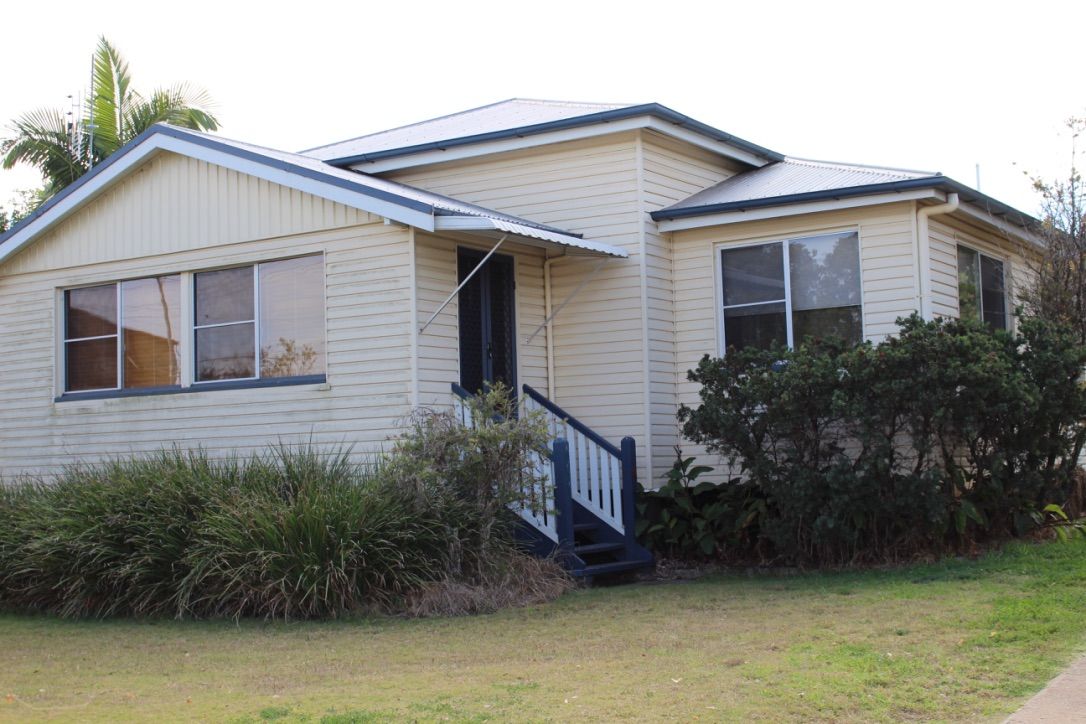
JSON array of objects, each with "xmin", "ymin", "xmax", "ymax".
[{"xmin": 1, "ymin": 0, "xmax": 1083, "ymax": 217}]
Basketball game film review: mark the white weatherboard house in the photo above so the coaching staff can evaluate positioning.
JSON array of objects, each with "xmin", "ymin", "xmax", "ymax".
[{"xmin": 0, "ymin": 100, "xmax": 1043, "ymax": 575}]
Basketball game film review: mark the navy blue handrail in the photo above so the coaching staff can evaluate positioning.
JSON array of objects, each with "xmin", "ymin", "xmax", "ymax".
[{"xmin": 521, "ymin": 384, "xmax": 622, "ymax": 459}]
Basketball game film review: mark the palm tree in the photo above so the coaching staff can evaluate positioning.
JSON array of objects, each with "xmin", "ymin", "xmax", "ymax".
[{"xmin": 1, "ymin": 37, "xmax": 219, "ymax": 199}]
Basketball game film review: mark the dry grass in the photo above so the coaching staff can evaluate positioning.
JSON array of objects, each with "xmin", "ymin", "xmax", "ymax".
[
  {"xmin": 1, "ymin": 539, "xmax": 1085, "ymax": 722},
  {"xmin": 404, "ymin": 556, "xmax": 573, "ymax": 617}
]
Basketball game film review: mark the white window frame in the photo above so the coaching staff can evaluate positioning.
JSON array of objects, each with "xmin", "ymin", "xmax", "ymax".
[
  {"xmin": 61, "ymin": 282, "xmax": 122, "ymax": 394},
  {"xmin": 956, "ymin": 243, "xmax": 1010, "ymax": 331},
  {"xmin": 57, "ymin": 253, "xmax": 327, "ymax": 397},
  {"xmin": 192, "ymin": 264, "xmax": 260, "ymax": 385},
  {"xmin": 714, "ymin": 228, "xmax": 864, "ymax": 356}
]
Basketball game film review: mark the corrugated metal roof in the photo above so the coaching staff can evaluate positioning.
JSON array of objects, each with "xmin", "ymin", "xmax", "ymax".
[
  {"xmin": 303, "ymin": 99, "xmax": 633, "ymax": 161},
  {"xmin": 0, "ymin": 124, "xmax": 628, "ymax": 259},
  {"xmin": 656, "ymin": 158, "xmax": 938, "ymax": 215}
]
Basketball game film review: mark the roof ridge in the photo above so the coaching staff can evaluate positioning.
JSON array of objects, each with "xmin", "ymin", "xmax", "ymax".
[
  {"xmin": 783, "ymin": 155, "xmax": 938, "ymax": 177},
  {"xmin": 299, "ymin": 99, "xmax": 524, "ymax": 154}
]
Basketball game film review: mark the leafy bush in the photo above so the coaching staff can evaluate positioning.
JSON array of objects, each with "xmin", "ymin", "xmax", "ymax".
[
  {"xmin": 672, "ymin": 314, "xmax": 1086, "ymax": 565},
  {"xmin": 636, "ymin": 448, "xmax": 767, "ymax": 559},
  {"xmin": 0, "ymin": 388, "xmax": 567, "ymax": 620}
]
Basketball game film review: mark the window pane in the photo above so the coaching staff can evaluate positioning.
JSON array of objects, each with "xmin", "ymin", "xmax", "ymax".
[
  {"xmin": 957, "ymin": 246, "xmax": 980, "ymax": 323},
  {"xmin": 789, "ymin": 232, "xmax": 861, "ymax": 311},
  {"xmin": 196, "ymin": 323, "xmax": 255, "ymax": 381},
  {"xmin": 122, "ymin": 276, "xmax": 181, "ymax": 388},
  {"xmin": 66, "ymin": 338, "xmax": 117, "ymax": 391},
  {"xmin": 258, "ymin": 256, "xmax": 326, "ymax": 378},
  {"xmin": 793, "ymin": 306, "xmax": 863, "ymax": 345},
  {"xmin": 723, "ymin": 302, "xmax": 786, "ymax": 351},
  {"xmin": 720, "ymin": 243, "xmax": 785, "ymax": 306},
  {"xmin": 980, "ymin": 255, "xmax": 1007, "ymax": 330},
  {"xmin": 195, "ymin": 266, "xmax": 254, "ymax": 326},
  {"xmin": 66, "ymin": 284, "xmax": 117, "ymax": 339}
]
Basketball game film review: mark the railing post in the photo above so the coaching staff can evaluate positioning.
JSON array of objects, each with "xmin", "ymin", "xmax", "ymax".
[
  {"xmin": 620, "ymin": 436, "xmax": 638, "ymax": 545},
  {"xmin": 552, "ymin": 437, "xmax": 575, "ymax": 558}
]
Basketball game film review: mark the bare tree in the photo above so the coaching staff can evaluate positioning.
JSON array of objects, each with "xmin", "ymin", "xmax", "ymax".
[{"xmin": 1022, "ymin": 117, "xmax": 1086, "ymax": 343}]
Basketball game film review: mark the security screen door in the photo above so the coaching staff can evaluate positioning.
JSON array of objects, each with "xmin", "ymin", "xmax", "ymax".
[{"xmin": 457, "ymin": 248, "xmax": 516, "ymax": 394}]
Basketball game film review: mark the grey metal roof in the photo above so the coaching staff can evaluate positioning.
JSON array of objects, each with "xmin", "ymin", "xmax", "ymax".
[
  {"xmin": 0, "ymin": 124, "xmax": 629, "ymax": 259},
  {"xmin": 303, "ymin": 99, "xmax": 632, "ymax": 161},
  {"xmin": 302, "ymin": 99, "xmax": 784, "ymax": 166},
  {"xmin": 656, "ymin": 158, "xmax": 937, "ymax": 214}
]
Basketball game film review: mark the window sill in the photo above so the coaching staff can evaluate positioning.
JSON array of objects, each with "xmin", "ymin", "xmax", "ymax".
[{"xmin": 55, "ymin": 375, "xmax": 328, "ymax": 403}]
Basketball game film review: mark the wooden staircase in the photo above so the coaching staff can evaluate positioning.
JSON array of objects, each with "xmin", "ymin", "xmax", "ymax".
[{"xmin": 452, "ymin": 383, "xmax": 653, "ymax": 580}]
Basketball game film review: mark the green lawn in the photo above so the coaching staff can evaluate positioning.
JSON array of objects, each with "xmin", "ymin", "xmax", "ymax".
[{"xmin": 1, "ymin": 540, "xmax": 1085, "ymax": 723}]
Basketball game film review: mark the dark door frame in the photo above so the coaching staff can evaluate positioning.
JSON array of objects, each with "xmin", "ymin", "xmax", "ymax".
[{"xmin": 457, "ymin": 246, "xmax": 517, "ymax": 394}]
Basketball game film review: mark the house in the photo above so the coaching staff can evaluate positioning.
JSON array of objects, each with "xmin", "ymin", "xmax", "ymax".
[{"xmin": 0, "ymin": 99, "xmax": 1043, "ymax": 573}]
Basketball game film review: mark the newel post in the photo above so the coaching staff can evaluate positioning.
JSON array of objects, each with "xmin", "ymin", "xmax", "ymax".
[
  {"xmin": 620, "ymin": 436, "xmax": 638, "ymax": 546},
  {"xmin": 552, "ymin": 437, "xmax": 575, "ymax": 557}
]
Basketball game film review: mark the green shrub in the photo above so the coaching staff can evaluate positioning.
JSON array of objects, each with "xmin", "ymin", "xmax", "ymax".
[
  {"xmin": 0, "ymin": 387, "xmax": 566, "ymax": 619},
  {"xmin": 673, "ymin": 314, "xmax": 1086, "ymax": 565},
  {"xmin": 636, "ymin": 448, "xmax": 767, "ymax": 559}
]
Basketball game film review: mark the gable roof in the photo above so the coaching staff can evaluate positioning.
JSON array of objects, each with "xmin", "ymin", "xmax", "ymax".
[
  {"xmin": 651, "ymin": 157, "xmax": 1042, "ymax": 241},
  {"xmin": 0, "ymin": 124, "xmax": 628, "ymax": 265},
  {"xmin": 302, "ymin": 98, "xmax": 785, "ymax": 168}
]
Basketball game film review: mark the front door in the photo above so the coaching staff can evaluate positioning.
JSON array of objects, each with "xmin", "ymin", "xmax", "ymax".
[{"xmin": 457, "ymin": 247, "xmax": 517, "ymax": 394}]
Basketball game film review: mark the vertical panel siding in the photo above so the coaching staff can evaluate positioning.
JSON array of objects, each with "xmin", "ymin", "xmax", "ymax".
[
  {"xmin": 3, "ymin": 153, "xmax": 371, "ymax": 276},
  {"xmin": 389, "ymin": 134, "xmax": 654, "ymax": 479},
  {"xmin": 0, "ymin": 154, "xmax": 412, "ymax": 477},
  {"xmin": 639, "ymin": 131, "xmax": 740, "ymax": 481},
  {"xmin": 412, "ymin": 233, "xmax": 548, "ymax": 408},
  {"xmin": 929, "ymin": 216, "xmax": 1039, "ymax": 323},
  {"xmin": 671, "ymin": 203, "xmax": 919, "ymax": 480}
]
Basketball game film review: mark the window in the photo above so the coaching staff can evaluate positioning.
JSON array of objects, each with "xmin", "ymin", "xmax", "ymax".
[
  {"xmin": 194, "ymin": 256, "xmax": 325, "ymax": 383},
  {"xmin": 64, "ymin": 276, "xmax": 181, "ymax": 392},
  {"xmin": 61, "ymin": 255, "xmax": 325, "ymax": 396},
  {"xmin": 957, "ymin": 246, "xmax": 1007, "ymax": 330},
  {"xmin": 719, "ymin": 231, "xmax": 862, "ymax": 351}
]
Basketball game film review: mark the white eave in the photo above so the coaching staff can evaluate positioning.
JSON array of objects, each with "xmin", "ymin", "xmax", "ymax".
[
  {"xmin": 344, "ymin": 115, "xmax": 772, "ymax": 174},
  {"xmin": 433, "ymin": 216, "xmax": 627, "ymax": 257}
]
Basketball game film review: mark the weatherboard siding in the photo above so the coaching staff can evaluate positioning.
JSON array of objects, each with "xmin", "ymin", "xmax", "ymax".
[
  {"xmin": 388, "ymin": 133, "xmax": 654, "ymax": 480},
  {"xmin": 0, "ymin": 154, "xmax": 413, "ymax": 477},
  {"xmin": 639, "ymin": 132, "xmax": 739, "ymax": 481},
  {"xmin": 413, "ymin": 232, "xmax": 549, "ymax": 408},
  {"xmin": 928, "ymin": 215, "xmax": 1038, "ymax": 324},
  {"xmin": 671, "ymin": 202, "xmax": 920, "ymax": 479}
]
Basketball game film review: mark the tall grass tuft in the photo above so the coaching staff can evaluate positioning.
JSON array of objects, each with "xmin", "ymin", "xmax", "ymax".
[{"xmin": 0, "ymin": 389, "xmax": 567, "ymax": 619}]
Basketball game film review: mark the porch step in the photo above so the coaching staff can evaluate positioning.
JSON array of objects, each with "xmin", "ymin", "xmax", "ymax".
[
  {"xmin": 574, "ymin": 541, "xmax": 625, "ymax": 556},
  {"xmin": 579, "ymin": 559, "xmax": 651, "ymax": 578},
  {"xmin": 573, "ymin": 522, "xmax": 599, "ymax": 533}
]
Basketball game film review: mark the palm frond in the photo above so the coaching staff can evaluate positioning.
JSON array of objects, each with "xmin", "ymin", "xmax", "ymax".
[
  {"xmin": 2, "ymin": 107, "xmax": 86, "ymax": 190},
  {"xmin": 89, "ymin": 35, "xmax": 134, "ymax": 157}
]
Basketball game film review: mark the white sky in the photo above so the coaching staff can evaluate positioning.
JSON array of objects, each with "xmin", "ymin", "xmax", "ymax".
[{"xmin": 1, "ymin": 0, "xmax": 1083, "ymax": 217}]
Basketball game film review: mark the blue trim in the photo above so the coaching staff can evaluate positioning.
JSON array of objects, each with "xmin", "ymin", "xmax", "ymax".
[
  {"xmin": 323, "ymin": 103, "xmax": 785, "ymax": 167},
  {"xmin": 55, "ymin": 374, "xmax": 326, "ymax": 402},
  {"xmin": 650, "ymin": 174, "xmax": 1043, "ymax": 232},
  {"xmin": 521, "ymin": 383, "xmax": 621, "ymax": 458},
  {"xmin": 0, "ymin": 124, "xmax": 437, "ymax": 247}
]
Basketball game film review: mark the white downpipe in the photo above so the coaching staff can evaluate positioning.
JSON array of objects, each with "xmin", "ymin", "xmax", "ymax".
[
  {"xmin": 916, "ymin": 192, "xmax": 960, "ymax": 319},
  {"xmin": 543, "ymin": 255, "xmax": 556, "ymax": 400}
]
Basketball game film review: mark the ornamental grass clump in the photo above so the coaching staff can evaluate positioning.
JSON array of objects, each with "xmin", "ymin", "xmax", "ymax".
[{"xmin": 0, "ymin": 387, "xmax": 568, "ymax": 619}]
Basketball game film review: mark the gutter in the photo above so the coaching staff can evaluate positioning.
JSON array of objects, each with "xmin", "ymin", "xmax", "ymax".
[
  {"xmin": 650, "ymin": 176, "xmax": 1041, "ymax": 235},
  {"xmin": 320, "ymin": 104, "xmax": 785, "ymax": 167},
  {"xmin": 916, "ymin": 192, "xmax": 960, "ymax": 320}
]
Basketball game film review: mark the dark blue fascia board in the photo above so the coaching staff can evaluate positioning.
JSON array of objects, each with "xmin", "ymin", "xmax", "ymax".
[
  {"xmin": 650, "ymin": 175, "xmax": 1042, "ymax": 232},
  {"xmin": 0, "ymin": 124, "xmax": 438, "ymax": 248},
  {"xmin": 324, "ymin": 103, "xmax": 785, "ymax": 168},
  {"xmin": 55, "ymin": 374, "xmax": 327, "ymax": 402}
]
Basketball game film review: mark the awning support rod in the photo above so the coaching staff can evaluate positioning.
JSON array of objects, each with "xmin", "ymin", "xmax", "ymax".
[
  {"xmin": 418, "ymin": 235, "xmax": 507, "ymax": 335},
  {"xmin": 526, "ymin": 257, "xmax": 607, "ymax": 344}
]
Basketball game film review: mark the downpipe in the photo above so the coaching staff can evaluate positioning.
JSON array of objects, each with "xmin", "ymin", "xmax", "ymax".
[{"xmin": 916, "ymin": 192, "xmax": 960, "ymax": 319}]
